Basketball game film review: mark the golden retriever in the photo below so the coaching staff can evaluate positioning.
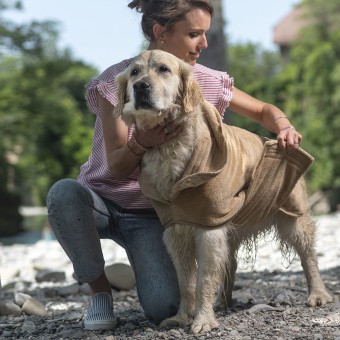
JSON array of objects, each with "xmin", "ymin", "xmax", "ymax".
[{"xmin": 113, "ymin": 50, "xmax": 332, "ymax": 334}]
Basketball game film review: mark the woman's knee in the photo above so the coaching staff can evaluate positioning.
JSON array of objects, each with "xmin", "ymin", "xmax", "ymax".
[
  {"xmin": 47, "ymin": 178, "xmax": 92, "ymax": 209},
  {"xmin": 46, "ymin": 179, "xmax": 94, "ymax": 234},
  {"xmin": 139, "ymin": 279, "xmax": 180, "ymax": 324},
  {"xmin": 143, "ymin": 297, "xmax": 179, "ymax": 325}
]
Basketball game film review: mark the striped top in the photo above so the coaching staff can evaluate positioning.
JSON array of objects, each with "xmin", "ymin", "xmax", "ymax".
[{"xmin": 77, "ymin": 57, "xmax": 234, "ymax": 209}]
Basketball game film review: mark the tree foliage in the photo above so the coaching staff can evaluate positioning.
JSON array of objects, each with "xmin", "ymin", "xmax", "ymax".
[
  {"xmin": 0, "ymin": 1, "xmax": 98, "ymax": 205},
  {"xmin": 228, "ymin": 0, "xmax": 340, "ymax": 196},
  {"xmin": 1, "ymin": 0, "xmax": 339, "ymax": 211},
  {"xmin": 278, "ymin": 0, "xmax": 340, "ymax": 191},
  {"xmin": 227, "ymin": 43, "xmax": 283, "ymax": 137}
]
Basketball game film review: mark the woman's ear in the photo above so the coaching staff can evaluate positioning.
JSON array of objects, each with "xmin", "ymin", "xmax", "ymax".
[
  {"xmin": 113, "ymin": 71, "xmax": 128, "ymax": 117},
  {"xmin": 152, "ymin": 23, "xmax": 166, "ymax": 46}
]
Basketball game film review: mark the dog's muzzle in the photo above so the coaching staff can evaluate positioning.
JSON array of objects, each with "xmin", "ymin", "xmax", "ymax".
[{"xmin": 133, "ymin": 78, "xmax": 154, "ymax": 109}]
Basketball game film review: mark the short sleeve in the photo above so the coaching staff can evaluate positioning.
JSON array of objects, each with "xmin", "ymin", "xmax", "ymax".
[
  {"xmin": 217, "ymin": 73, "xmax": 234, "ymax": 115},
  {"xmin": 84, "ymin": 58, "xmax": 133, "ymax": 116},
  {"xmin": 193, "ymin": 63, "xmax": 234, "ymax": 117}
]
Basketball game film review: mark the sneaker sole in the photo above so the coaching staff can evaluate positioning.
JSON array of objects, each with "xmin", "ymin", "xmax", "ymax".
[{"xmin": 84, "ymin": 319, "xmax": 118, "ymax": 330}]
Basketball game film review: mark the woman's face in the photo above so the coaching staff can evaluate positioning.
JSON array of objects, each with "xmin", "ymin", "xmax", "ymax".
[{"xmin": 159, "ymin": 7, "xmax": 211, "ymax": 65}]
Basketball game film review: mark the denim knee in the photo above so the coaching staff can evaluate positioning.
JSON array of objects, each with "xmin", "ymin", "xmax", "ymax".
[
  {"xmin": 47, "ymin": 178, "xmax": 93, "ymax": 211},
  {"xmin": 143, "ymin": 301, "xmax": 179, "ymax": 325},
  {"xmin": 143, "ymin": 293, "xmax": 179, "ymax": 325}
]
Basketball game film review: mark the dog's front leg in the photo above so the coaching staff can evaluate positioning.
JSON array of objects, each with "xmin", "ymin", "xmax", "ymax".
[
  {"xmin": 191, "ymin": 227, "xmax": 228, "ymax": 335},
  {"xmin": 160, "ymin": 225, "xmax": 196, "ymax": 328}
]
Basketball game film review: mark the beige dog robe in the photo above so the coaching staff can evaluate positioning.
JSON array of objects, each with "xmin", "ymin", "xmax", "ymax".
[{"xmin": 139, "ymin": 101, "xmax": 314, "ymax": 229}]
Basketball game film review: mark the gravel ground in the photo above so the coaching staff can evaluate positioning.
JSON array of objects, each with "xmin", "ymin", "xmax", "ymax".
[{"xmin": 0, "ymin": 213, "xmax": 339, "ymax": 339}]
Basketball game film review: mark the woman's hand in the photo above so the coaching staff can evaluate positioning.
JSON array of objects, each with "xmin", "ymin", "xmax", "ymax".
[
  {"xmin": 277, "ymin": 126, "xmax": 302, "ymax": 150},
  {"xmin": 229, "ymin": 88, "xmax": 303, "ymax": 151},
  {"xmin": 99, "ymin": 91, "xmax": 182, "ymax": 178},
  {"xmin": 134, "ymin": 121, "xmax": 183, "ymax": 149}
]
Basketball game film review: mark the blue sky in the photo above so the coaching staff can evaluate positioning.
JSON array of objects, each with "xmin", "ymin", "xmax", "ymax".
[{"xmin": 7, "ymin": 0, "xmax": 298, "ymax": 71}]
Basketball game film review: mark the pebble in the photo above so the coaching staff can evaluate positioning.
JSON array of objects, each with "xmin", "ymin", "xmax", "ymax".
[
  {"xmin": 0, "ymin": 300, "xmax": 21, "ymax": 316},
  {"xmin": 14, "ymin": 292, "xmax": 31, "ymax": 307},
  {"xmin": 35, "ymin": 269, "xmax": 66, "ymax": 283},
  {"xmin": 272, "ymin": 289, "xmax": 297, "ymax": 305},
  {"xmin": 246, "ymin": 304, "xmax": 275, "ymax": 314},
  {"xmin": 21, "ymin": 297, "xmax": 47, "ymax": 316},
  {"xmin": 57, "ymin": 282, "xmax": 80, "ymax": 296},
  {"xmin": 21, "ymin": 320, "xmax": 37, "ymax": 332},
  {"xmin": 0, "ymin": 213, "xmax": 339, "ymax": 339},
  {"xmin": 229, "ymin": 329, "xmax": 239, "ymax": 336},
  {"xmin": 3, "ymin": 331, "xmax": 12, "ymax": 337}
]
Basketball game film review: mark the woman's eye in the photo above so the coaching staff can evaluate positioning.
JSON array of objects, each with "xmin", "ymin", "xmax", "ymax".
[
  {"xmin": 159, "ymin": 65, "xmax": 170, "ymax": 73},
  {"xmin": 189, "ymin": 32, "xmax": 198, "ymax": 38},
  {"xmin": 131, "ymin": 68, "xmax": 139, "ymax": 76}
]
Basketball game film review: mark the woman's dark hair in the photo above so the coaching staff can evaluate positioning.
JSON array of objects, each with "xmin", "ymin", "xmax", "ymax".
[{"xmin": 128, "ymin": 0, "xmax": 214, "ymax": 41}]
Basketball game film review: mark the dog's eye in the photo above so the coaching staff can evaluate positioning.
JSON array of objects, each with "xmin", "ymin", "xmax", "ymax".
[
  {"xmin": 159, "ymin": 65, "xmax": 170, "ymax": 73},
  {"xmin": 131, "ymin": 68, "xmax": 139, "ymax": 76}
]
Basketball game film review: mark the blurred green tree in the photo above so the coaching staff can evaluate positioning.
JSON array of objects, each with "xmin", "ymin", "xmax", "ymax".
[
  {"xmin": 0, "ymin": 0, "xmax": 97, "ymax": 234},
  {"xmin": 277, "ymin": 0, "xmax": 340, "ymax": 193},
  {"xmin": 227, "ymin": 42, "xmax": 283, "ymax": 137},
  {"xmin": 227, "ymin": 0, "xmax": 340, "ymax": 202}
]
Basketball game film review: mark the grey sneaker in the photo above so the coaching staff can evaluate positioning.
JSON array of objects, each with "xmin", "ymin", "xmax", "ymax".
[{"xmin": 84, "ymin": 292, "xmax": 118, "ymax": 330}]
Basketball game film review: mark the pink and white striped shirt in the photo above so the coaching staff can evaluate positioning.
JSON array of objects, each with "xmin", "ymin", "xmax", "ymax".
[{"xmin": 77, "ymin": 57, "xmax": 234, "ymax": 209}]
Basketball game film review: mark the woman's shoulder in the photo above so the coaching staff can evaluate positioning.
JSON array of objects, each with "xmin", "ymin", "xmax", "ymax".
[
  {"xmin": 193, "ymin": 63, "xmax": 229, "ymax": 80},
  {"xmin": 193, "ymin": 63, "xmax": 234, "ymax": 115},
  {"xmin": 96, "ymin": 57, "xmax": 135, "ymax": 82},
  {"xmin": 84, "ymin": 57, "xmax": 136, "ymax": 115}
]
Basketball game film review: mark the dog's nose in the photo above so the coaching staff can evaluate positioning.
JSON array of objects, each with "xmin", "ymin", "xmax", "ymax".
[
  {"xmin": 133, "ymin": 78, "xmax": 153, "ymax": 109},
  {"xmin": 133, "ymin": 80, "xmax": 150, "ymax": 93}
]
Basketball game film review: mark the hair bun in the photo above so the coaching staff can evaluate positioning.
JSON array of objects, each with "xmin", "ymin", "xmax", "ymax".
[{"xmin": 128, "ymin": 0, "xmax": 149, "ymax": 13}]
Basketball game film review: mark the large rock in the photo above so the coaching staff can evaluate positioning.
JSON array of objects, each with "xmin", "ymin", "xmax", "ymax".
[
  {"xmin": 104, "ymin": 263, "xmax": 136, "ymax": 291},
  {"xmin": 21, "ymin": 297, "xmax": 47, "ymax": 316},
  {"xmin": 14, "ymin": 292, "xmax": 32, "ymax": 307},
  {"xmin": 57, "ymin": 283, "xmax": 80, "ymax": 296},
  {"xmin": 35, "ymin": 269, "xmax": 66, "ymax": 283},
  {"xmin": 0, "ymin": 300, "xmax": 21, "ymax": 316}
]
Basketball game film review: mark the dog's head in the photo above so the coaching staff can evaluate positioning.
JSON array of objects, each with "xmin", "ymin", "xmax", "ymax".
[{"xmin": 113, "ymin": 50, "xmax": 203, "ymax": 129}]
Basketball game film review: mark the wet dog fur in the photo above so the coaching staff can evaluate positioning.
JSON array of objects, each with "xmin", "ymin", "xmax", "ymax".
[{"xmin": 113, "ymin": 50, "xmax": 333, "ymax": 334}]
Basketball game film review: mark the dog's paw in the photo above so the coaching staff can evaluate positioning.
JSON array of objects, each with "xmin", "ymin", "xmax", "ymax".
[
  {"xmin": 160, "ymin": 314, "xmax": 191, "ymax": 329},
  {"xmin": 307, "ymin": 290, "xmax": 333, "ymax": 307},
  {"xmin": 191, "ymin": 315, "xmax": 219, "ymax": 335}
]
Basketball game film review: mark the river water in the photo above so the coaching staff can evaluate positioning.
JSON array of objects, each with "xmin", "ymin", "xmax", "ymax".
[
  {"xmin": 0, "ymin": 206, "xmax": 52, "ymax": 245},
  {"xmin": 0, "ymin": 211, "xmax": 339, "ymax": 275}
]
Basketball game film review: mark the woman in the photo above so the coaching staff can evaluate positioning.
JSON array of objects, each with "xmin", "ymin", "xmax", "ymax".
[{"xmin": 47, "ymin": 0, "xmax": 302, "ymax": 331}]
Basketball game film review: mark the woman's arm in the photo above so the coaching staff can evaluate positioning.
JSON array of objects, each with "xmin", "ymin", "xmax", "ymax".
[
  {"xmin": 100, "ymin": 94, "xmax": 139, "ymax": 179},
  {"xmin": 229, "ymin": 87, "xmax": 302, "ymax": 149},
  {"xmin": 99, "ymin": 93, "xmax": 181, "ymax": 179}
]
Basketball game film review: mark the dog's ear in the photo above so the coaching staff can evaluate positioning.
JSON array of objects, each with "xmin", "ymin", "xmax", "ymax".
[
  {"xmin": 113, "ymin": 71, "xmax": 129, "ymax": 117},
  {"xmin": 180, "ymin": 62, "xmax": 204, "ymax": 113}
]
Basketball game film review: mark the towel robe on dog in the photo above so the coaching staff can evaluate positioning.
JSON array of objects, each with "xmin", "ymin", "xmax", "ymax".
[{"xmin": 139, "ymin": 101, "xmax": 314, "ymax": 229}]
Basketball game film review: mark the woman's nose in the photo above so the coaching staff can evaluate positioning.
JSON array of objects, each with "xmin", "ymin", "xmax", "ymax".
[{"xmin": 200, "ymin": 34, "xmax": 208, "ymax": 50}]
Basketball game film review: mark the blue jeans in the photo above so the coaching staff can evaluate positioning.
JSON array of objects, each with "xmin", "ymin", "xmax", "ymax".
[{"xmin": 46, "ymin": 178, "xmax": 179, "ymax": 324}]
